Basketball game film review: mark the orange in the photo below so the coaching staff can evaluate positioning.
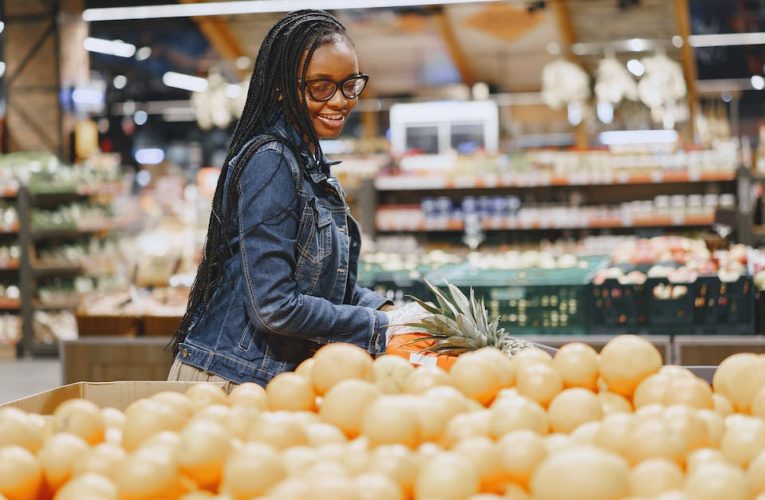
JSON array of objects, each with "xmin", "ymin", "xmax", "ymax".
[
  {"xmin": 175, "ymin": 420, "xmax": 232, "ymax": 491},
  {"xmin": 449, "ymin": 353, "xmax": 502, "ymax": 406},
  {"xmin": 320, "ymin": 379, "xmax": 381, "ymax": 438},
  {"xmin": 311, "ymin": 343, "xmax": 374, "ymax": 395},
  {"xmin": 227, "ymin": 382, "xmax": 267, "ymax": 410},
  {"xmin": 36, "ymin": 433, "xmax": 89, "ymax": 491},
  {"xmin": 0, "ymin": 407, "xmax": 45, "ymax": 453},
  {"xmin": 52, "ymin": 399, "xmax": 106, "ymax": 445},
  {"xmin": 220, "ymin": 442, "xmax": 285, "ymax": 499},
  {"xmin": 0, "ymin": 445, "xmax": 42, "ymax": 500},
  {"xmin": 598, "ymin": 335, "xmax": 662, "ymax": 398},
  {"xmin": 266, "ymin": 372, "xmax": 316, "ymax": 412},
  {"xmin": 185, "ymin": 383, "xmax": 228, "ymax": 412}
]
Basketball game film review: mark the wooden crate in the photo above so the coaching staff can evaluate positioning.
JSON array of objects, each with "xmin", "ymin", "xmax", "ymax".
[
  {"xmin": 142, "ymin": 315, "xmax": 182, "ymax": 337},
  {"xmin": 76, "ymin": 314, "xmax": 139, "ymax": 337},
  {"xmin": 673, "ymin": 336, "xmax": 765, "ymax": 366},
  {"xmin": 60, "ymin": 337, "xmax": 174, "ymax": 384}
]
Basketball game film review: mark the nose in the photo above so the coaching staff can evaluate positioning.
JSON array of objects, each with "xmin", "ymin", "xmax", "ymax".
[{"xmin": 326, "ymin": 86, "xmax": 349, "ymax": 109}]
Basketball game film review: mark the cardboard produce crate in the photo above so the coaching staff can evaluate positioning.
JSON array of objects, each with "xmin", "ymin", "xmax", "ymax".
[
  {"xmin": 0, "ymin": 380, "xmax": 222, "ymax": 413},
  {"xmin": 75, "ymin": 313, "xmax": 140, "ymax": 337},
  {"xmin": 60, "ymin": 337, "xmax": 175, "ymax": 384}
]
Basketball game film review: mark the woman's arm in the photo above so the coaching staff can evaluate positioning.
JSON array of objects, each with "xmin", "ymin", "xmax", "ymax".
[
  {"xmin": 351, "ymin": 285, "xmax": 393, "ymax": 311},
  {"xmin": 237, "ymin": 146, "xmax": 388, "ymax": 354}
]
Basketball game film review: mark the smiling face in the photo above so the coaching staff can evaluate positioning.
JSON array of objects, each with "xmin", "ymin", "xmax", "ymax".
[{"xmin": 302, "ymin": 37, "xmax": 361, "ymax": 139}]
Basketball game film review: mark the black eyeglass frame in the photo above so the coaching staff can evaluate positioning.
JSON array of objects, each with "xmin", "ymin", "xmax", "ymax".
[{"xmin": 301, "ymin": 74, "xmax": 369, "ymax": 102}]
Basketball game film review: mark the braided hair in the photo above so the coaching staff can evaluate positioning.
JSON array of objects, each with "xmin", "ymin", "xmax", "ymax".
[{"xmin": 171, "ymin": 10, "xmax": 352, "ymax": 355}]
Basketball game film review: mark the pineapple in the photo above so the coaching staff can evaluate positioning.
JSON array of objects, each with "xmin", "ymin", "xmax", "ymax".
[{"xmin": 400, "ymin": 280, "xmax": 535, "ymax": 358}]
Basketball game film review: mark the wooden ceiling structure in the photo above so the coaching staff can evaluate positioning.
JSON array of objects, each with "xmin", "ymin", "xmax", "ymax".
[{"xmin": 175, "ymin": 0, "xmax": 698, "ymax": 138}]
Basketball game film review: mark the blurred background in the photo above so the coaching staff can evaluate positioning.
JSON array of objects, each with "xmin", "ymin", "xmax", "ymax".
[{"xmin": 1, "ymin": 0, "xmax": 765, "ymax": 384}]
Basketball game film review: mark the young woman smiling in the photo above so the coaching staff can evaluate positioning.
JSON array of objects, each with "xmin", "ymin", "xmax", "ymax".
[{"xmin": 168, "ymin": 10, "xmax": 418, "ymax": 387}]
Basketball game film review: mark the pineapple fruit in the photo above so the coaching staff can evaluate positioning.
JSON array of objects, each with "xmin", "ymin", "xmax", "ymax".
[{"xmin": 386, "ymin": 280, "xmax": 535, "ymax": 368}]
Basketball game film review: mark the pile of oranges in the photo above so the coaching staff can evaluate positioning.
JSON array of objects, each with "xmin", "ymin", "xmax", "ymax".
[{"xmin": 1, "ymin": 334, "xmax": 765, "ymax": 499}]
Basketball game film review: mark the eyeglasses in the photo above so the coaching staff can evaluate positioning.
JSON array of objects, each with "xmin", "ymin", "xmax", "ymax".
[{"xmin": 302, "ymin": 74, "xmax": 369, "ymax": 102}]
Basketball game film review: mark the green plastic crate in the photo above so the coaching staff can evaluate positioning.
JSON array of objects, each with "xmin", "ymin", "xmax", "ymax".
[{"xmin": 425, "ymin": 256, "xmax": 609, "ymax": 336}]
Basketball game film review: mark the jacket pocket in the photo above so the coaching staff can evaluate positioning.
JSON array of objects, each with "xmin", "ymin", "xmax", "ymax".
[{"xmin": 296, "ymin": 197, "xmax": 333, "ymax": 264}]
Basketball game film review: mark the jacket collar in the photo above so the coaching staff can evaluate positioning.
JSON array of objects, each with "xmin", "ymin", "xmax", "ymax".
[{"xmin": 265, "ymin": 111, "xmax": 340, "ymax": 182}]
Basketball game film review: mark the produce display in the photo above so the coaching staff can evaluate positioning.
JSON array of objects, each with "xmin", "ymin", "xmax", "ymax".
[{"xmin": 1, "ymin": 335, "xmax": 764, "ymax": 499}]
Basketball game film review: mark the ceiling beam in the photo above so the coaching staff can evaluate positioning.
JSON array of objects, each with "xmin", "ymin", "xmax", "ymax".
[
  {"xmin": 434, "ymin": 10, "xmax": 476, "ymax": 87},
  {"xmin": 674, "ymin": 0, "xmax": 698, "ymax": 141},
  {"xmin": 179, "ymin": 0, "xmax": 246, "ymax": 79}
]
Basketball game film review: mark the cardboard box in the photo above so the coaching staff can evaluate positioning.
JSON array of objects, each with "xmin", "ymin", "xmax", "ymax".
[
  {"xmin": 61, "ymin": 337, "xmax": 174, "ymax": 384},
  {"xmin": 0, "ymin": 381, "xmax": 217, "ymax": 413}
]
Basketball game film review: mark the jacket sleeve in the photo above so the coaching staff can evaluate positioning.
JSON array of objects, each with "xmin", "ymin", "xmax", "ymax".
[
  {"xmin": 237, "ymin": 146, "xmax": 388, "ymax": 355},
  {"xmin": 351, "ymin": 285, "xmax": 392, "ymax": 310}
]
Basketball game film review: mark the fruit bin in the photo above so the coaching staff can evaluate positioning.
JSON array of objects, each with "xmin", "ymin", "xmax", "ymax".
[
  {"xmin": 426, "ymin": 256, "xmax": 609, "ymax": 336},
  {"xmin": 646, "ymin": 275, "xmax": 754, "ymax": 335},
  {"xmin": 75, "ymin": 313, "xmax": 140, "ymax": 337},
  {"xmin": 589, "ymin": 279, "xmax": 649, "ymax": 335}
]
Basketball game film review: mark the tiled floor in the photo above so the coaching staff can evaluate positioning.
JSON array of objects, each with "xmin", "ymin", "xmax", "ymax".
[{"xmin": 0, "ymin": 357, "xmax": 61, "ymax": 404}]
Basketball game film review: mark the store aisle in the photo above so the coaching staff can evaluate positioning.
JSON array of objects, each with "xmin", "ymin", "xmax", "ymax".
[{"xmin": 0, "ymin": 358, "xmax": 61, "ymax": 404}]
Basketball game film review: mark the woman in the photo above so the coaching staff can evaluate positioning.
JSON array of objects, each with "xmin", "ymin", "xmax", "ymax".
[{"xmin": 169, "ymin": 10, "xmax": 416, "ymax": 387}]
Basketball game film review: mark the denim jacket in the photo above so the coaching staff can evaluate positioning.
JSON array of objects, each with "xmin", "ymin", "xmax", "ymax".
[{"xmin": 175, "ymin": 115, "xmax": 390, "ymax": 385}]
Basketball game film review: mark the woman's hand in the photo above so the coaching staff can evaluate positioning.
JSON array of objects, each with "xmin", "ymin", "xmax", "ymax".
[{"xmin": 379, "ymin": 303, "xmax": 396, "ymax": 312}]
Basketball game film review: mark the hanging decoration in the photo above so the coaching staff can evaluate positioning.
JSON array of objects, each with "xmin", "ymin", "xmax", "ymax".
[
  {"xmin": 594, "ymin": 57, "xmax": 638, "ymax": 105},
  {"xmin": 637, "ymin": 52, "xmax": 688, "ymax": 128},
  {"xmin": 191, "ymin": 72, "xmax": 247, "ymax": 130},
  {"xmin": 541, "ymin": 60, "xmax": 591, "ymax": 111}
]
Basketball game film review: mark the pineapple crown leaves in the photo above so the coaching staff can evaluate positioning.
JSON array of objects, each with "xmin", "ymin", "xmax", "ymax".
[{"xmin": 398, "ymin": 279, "xmax": 532, "ymax": 357}]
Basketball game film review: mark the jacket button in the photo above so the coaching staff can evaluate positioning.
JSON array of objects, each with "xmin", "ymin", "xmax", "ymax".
[{"xmin": 182, "ymin": 349, "xmax": 190, "ymax": 358}]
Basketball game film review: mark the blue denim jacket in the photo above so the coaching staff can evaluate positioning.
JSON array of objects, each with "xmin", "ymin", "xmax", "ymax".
[{"xmin": 175, "ymin": 115, "xmax": 390, "ymax": 385}]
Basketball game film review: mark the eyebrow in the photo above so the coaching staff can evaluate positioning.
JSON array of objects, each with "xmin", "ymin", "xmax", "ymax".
[{"xmin": 305, "ymin": 72, "xmax": 362, "ymax": 79}]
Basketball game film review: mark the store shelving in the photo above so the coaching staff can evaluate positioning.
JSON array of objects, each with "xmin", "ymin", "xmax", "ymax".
[
  {"xmin": 369, "ymin": 150, "xmax": 743, "ymax": 242},
  {"xmin": 375, "ymin": 169, "xmax": 736, "ymax": 191},
  {"xmin": 375, "ymin": 212, "xmax": 716, "ymax": 233},
  {"xmin": 17, "ymin": 183, "xmax": 131, "ymax": 356}
]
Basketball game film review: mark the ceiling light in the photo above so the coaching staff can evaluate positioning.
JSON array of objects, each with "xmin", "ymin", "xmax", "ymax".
[
  {"xmin": 235, "ymin": 56, "xmax": 251, "ymax": 70},
  {"xmin": 113, "ymin": 75, "xmax": 127, "ymax": 89},
  {"xmin": 597, "ymin": 102, "xmax": 614, "ymax": 124},
  {"xmin": 689, "ymin": 32, "xmax": 765, "ymax": 48},
  {"xmin": 83, "ymin": 37, "xmax": 136, "ymax": 58},
  {"xmin": 599, "ymin": 130, "xmax": 678, "ymax": 146},
  {"xmin": 83, "ymin": 0, "xmax": 503, "ymax": 21},
  {"xmin": 626, "ymin": 38, "xmax": 648, "ymax": 52},
  {"xmin": 134, "ymin": 110, "xmax": 148, "ymax": 125},
  {"xmin": 626, "ymin": 59, "xmax": 645, "ymax": 77},
  {"xmin": 751, "ymin": 75, "xmax": 765, "ymax": 90},
  {"xmin": 162, "ymin": 71, "xmax": 208, "ymax": 92},
  {"xmin": 0, "ymin": 22, "xmax": 5, "ymax": 34},
  {"xmin": 135, "ymin": 149, "xmax": 164, "ymax": 165},
  {"xmin": 135, "ymin": 46, "xmax": 152, "ymax": 61},
  {"xmin": 0, "ymin": 62, "xmax": 5, "ymax": 78}
]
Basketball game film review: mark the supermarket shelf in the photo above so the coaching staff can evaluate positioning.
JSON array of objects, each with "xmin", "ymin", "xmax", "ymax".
[
  {"xmin": 30, "ymin": 264, "xmax": 82, "ymax": 277},
  {"xmin": 0, "ymin": 298, "xmax": 21, "ymax": 310},
  {"xmin": 30, "ymin": 226, "xmax": 115, "ymax": 240},
  {"xmin": 29, "ymin": 182, "xmax": 124, "ymax": 198},
  {"xmin": 29, "ymin": 341, "xmax": 58, "ymax": 357},
  {"xmin": 0, "ymin": 225, "xmax": 20, "ymax": 235},
  {"xmin": 0, "ymin": 260, "xmax": 20, "ymax": 271},
  {"xmin": 31, "ymin": 299, "xmax": 80, "ymax": 310},
  {"xmin": 375, "ymin": 170, "xmax": 737, "ymax": 191},
  {"xmin": 0, "ymin": 188, "xmax": 18, "ymax": 198},
  {"xmin": 376, "ymin": 214, "xmax": 715, "ymax": 232}
]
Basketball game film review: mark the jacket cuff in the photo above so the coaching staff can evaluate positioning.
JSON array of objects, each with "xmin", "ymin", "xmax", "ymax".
[{"xmin": 367, "ymin": 309, "xmax": 389, "ymax": 355}]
